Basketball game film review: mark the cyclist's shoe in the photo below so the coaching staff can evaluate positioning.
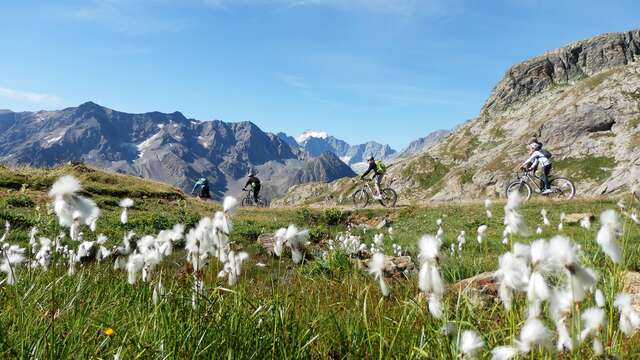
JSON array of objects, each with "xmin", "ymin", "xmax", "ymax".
[{"xmin": 541, "ymin": 189, "xmax": 553, "ymax": 194}]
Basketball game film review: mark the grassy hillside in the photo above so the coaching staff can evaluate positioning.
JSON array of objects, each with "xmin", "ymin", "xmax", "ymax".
[{"xmin": 1, "ymin": 165, "xmax": 640, "ymax": 358}]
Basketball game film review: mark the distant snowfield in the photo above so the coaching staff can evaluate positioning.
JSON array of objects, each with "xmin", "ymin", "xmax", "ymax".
[
  {"xmin": 296, "ymin": 130, "xmax": 328, "ymax": 143},
  {"xmin": 137, "ymin": 130, "xmax": 163, "ymax": 158}
]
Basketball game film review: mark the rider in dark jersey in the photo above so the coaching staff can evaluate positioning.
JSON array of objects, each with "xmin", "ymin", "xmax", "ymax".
[
  {"xmin": 243, "ymin": 171, "xmax": 261, "ymax": 203},
  {"xmin": 361, "ymin": 156, "xmax": 384, "ymax": 200}
]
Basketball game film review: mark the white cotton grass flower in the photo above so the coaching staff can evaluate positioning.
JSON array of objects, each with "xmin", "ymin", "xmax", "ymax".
[
  {"xmin": 558, "ymin": 212, "xmax": 566, "ymax": 231},
  {"xmin": 219, "ymin": 250, "xmax": 249, "ymax": 286},
  {"xmin": 535, "ymin": 226, "xmax": 542, "ymax": 235},
  {"xmin": 1, "ymin": 244, "xmax": 26, "ymax": 285},
  {"xmin": 95, "ymin": 234, "xmax": 112, "ymax": 262},
  {"xmin": 457, "ymin": 230, "xmax": 466, "ymax": 252},
  {"xmin": 223, "ymin": 196, "xmax": 239, "ymax": 216},
  {"xmin": 631, "ymin": 211, "xmax": 639, "ymax": 224},
  {"xmin": 28, "ymin": 226, "xmax": 38, "ymax": 250},
  {"xmin": 49, "ymin": 175, "xmax": 100, "ymax": 230},
  {"xmin": 368, "ymin": 253, "xmax": 389, "ymax": 297},
  {"xmin": 540, "ymin": 209, "xmax": 550, "ymax": 226},
  {"xmin": 119, "ymin": 198, "xmax": 134, "ymax": 224},
  {"xmin": 458, "ymin": 330, "xmax": 484, "ymax": 359},
  {"xmin": 580, "ymin": 215, "xmax": 592, "ymax": 229},
  {"xmin": 515, "ymin": 317, "xmax": 552, "ymax": 353},
  {"xmin": 490, "ymin": 346, "xmax": 518, "ymax": 360},
  {"xmin": 495, "ymin": 250, "xmax": 530, "ymax": 310},
  {"xmin": 34, "ymin": 237, "xmax": 53, "ymax": 269},
  {"xmin": 501, "ymin": 226, "xmax": 510, "ymax": 245},
  {"xmin": 77, "ymin": 240, "xmax": 95, "ymax": 260},
  {"xmin": 580, "ymin": 307, "xmax": 605, "ymax": 355},
  {"xmin": 512, "ymin": 243, "xmax": 531, "ymax": 262},
  {"xmin": 152, "ymin": 280, "xmax": 165, "ymax": 306},
  {"xmin": 373, "ymin": 233, "xmax": 384, "ymax": 250},
  {"xmin": 126, "ymin": 253, "xmax": 145, "ymax": 285},
  {"xmin": 547, "ymin": 235, "xmax": 597, "ymax": 302},
  {"xmin": 555, "ymin": 319, "xmax": 574, "ymax": 352},
  {"xmin": 614, "ymin": 293, "xmax": 640, "ymax": 336},
  {"xmin": 504, "ymin": 191, "xmax": 529, "ymax": 236},
  {"xmin": 595, "ymin": 289, "xmax": 605, "ymax": 308},
  {"xmin": 66, "ymin": 249, "xmax": 79, "ymax": 276},
  {"xmin": 417, "ymin": 235, "xmax": 444, "ymax": 318},
  {"xmin": 477, "ymin": 225, "xmax": 487, "ymax": 244},
  {"xmin": 0, "ymin": 221, "xmax": 10, "ymax": 243},
  {"xmin": 274, "ymin": 228, "xmax": 287, "ymax": 257},
  {"xmin": 485, "ymin": 199, "xmax": 493, "ymax": 219},
  {"xmin": 549, "ymin": 288, "xmax": 573, "ymax": 322},
  {"xmin": 527, "ymin": 241, "xmax": 551, "ymax": 312},
  {"xmin": 284, "ymin": 225, "xmax": 310, "ymax": 264},
  {"xmin": 596, "ymin": 209, "xmax": 623, "ymax": 264},
  {"xmin": 114, "ymin": 231, "xmax": 134, "ymax": 270}
]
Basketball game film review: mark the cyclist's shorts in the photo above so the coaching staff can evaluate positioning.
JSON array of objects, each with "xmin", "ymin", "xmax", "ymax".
[{"xmin": 374, "ymin": 174, "xmax": 383, "ymax": 186}]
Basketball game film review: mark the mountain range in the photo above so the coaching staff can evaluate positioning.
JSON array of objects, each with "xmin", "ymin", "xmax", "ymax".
[
  {"xmin": 274, "ymin": 29, "xmax": 640, "ymax": 206},
  {"xmin": 0, "ymin": 102, "xmax": 357, "ymax": 199},
  {"xmin": 282, "ymin": 130, "xmax": 397, "ymax": 172}
]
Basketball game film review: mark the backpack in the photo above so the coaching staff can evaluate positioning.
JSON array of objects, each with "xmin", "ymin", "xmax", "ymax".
[
  {"xmin": 540, "ymin": 149, "xmax": 552, "ymax": 159},
  {"xmin": 375, "ymin": 160, "xmax": 387, "ymax": 175}
]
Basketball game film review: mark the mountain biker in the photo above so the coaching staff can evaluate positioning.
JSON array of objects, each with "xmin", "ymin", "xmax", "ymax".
[
  {"xmin": 520, "ymin": 141, "xmax": 552, "ymax": 194},
  {"xmin": 243, "ymin": 171, "xmax": 261, "ymax": 203},
  {"xmin": 191, "ymin": 177, "xmax": 211, "ymax": 199},
  {"xmin": 361, "ymin": 156, "xmax": 385, "ymax": 200}
]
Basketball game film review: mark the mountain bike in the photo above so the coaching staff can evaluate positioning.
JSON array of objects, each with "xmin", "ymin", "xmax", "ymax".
[
  {"xmin": 241, "ymin": 189, "xmax": 267, "ymax": 207},
  {"xmin": 352, "ymin": 178, "xmax": 397, "ymax": 208},
  {"xmin": 505, "ymin": 169, "xmax": 575, "ymax": 201}
]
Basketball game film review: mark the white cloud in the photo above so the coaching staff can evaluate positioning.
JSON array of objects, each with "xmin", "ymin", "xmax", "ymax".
[{"xmin": 0, "ymin": 87, "xmax": 61, "ymax": 104}]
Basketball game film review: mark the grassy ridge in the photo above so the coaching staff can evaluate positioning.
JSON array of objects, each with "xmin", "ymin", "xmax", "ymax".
[{"xmin": 1, "ymin": 165, "xmax": 640, "ymax": 358}]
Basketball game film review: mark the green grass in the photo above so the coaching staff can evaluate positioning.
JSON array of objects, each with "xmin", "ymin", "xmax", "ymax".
[
  {"xmin": 554, "ymin": 156, "xmax": 617, "ymax": 182},
  {"xmin": 402, "ymin": 155, "xmax": 450, "ymax": 191},
  {"xmin": 2, "ymin": 165, "xmax": 640, "ymax": 358}
]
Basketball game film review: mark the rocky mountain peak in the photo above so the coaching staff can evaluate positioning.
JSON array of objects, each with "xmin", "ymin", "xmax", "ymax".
[{"xmin": 483, "ymin": 29, "xmax": 640, "ymax": 113}]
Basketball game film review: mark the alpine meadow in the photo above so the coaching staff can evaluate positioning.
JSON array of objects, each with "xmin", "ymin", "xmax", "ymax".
[{"xmin": 1, "ymin": 2, "xmax": 640, "ymax": 359}]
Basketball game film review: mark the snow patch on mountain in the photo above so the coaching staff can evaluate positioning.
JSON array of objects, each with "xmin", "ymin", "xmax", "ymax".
[{"xmin": 296, "ymin": 130, "xmax": 328, "ymax": 143}]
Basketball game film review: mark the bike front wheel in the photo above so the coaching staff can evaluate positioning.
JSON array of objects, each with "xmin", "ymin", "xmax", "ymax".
[
  {"xmin": 379, "ymin": 188, "xmax": 397, "ymax": 207},
  {"xmin": 241, "ymin": 197, "xmax": 252, "ymax": 207},
  {"xmin": 548, "ymin": 177, "xmax": 575, "ymax": 199},
  {"xmin": 352, "ymin": 189, "xmax": 369, "ymax": 208},
  {"xmin": 505, "ymin": 181, "xmax": 532, "ymax": 201}
]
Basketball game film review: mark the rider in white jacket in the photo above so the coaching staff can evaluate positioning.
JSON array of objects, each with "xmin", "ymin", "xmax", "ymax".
[{"xmin": 521, "ymin": 141, "xmax": 552, "ymax": 194}]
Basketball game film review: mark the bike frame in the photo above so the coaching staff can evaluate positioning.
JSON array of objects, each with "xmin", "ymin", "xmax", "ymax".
[{"xmin": 516, "ymin": 170, "xmax": 546, "ymax": 193}]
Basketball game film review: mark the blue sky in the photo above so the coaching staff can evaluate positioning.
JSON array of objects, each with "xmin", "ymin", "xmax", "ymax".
[{"xmin": 1, "ymin": 0, "xmax": 638, "ymax": 150}]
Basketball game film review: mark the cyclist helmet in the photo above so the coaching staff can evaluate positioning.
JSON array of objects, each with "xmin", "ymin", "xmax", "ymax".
[
  {"xmin": 367, "ymin": 156, "xmax": 375, "ymax": 161},
  {"xmin": 247, "ymin": 169, "xmax": 256, "ymax": 177},
  {"xmin": 528, "ymin": 142, "xmax": 541, "ymax": 151}
]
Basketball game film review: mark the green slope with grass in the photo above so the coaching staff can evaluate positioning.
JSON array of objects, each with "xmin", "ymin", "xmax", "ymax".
[{"xmin": 1, "ymin": 165, "xmax": 640, "ymax": 358}]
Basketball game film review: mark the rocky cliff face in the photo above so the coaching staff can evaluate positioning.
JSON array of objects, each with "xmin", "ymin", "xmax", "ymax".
[
  {"xmin": 483, "ymin": 30, "xmax": 640, "ymax": 113},
  {"xmin": 274, "ymin": 29, "xmax": 640, "ymax": 206},
  {"xmin": 0, "ymin": 102, "xmax": 355, "ymax": 199}
]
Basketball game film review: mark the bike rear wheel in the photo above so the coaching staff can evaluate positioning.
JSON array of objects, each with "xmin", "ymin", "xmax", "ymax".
[
  {"xmin": 256, "ymin": 198, "xmax": 268, "ymax": 208},
  {"xmin": 548, "ymin": 177, "xmax": 575, "ymax": 199},
  {"xmin": 506, "ymin": 181, "xmax": 532, "ymax": 201},
  {"xmin": 379, "ymin": 188, "xmax": 397, "ymax": 207},
  {"xmin": 352, "ymin": 189, "xmax": 369, "ymax": 208}
]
